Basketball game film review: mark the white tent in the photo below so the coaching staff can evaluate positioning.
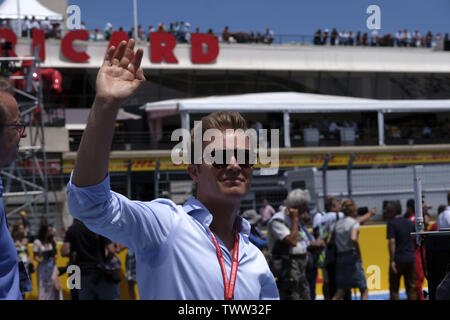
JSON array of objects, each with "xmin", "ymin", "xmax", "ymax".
[
  {"xmin": 0, "ymin": 0, "xmax": 63, "ymax": 20},
  {"xmin": 141, "ymin": 92, "xmax": 450, "ymax": 146}
]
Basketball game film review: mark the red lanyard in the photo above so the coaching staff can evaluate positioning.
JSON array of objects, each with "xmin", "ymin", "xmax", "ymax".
[{"xmin": 210, "ymin": 224, "xmax": 240, "ymax": 300}]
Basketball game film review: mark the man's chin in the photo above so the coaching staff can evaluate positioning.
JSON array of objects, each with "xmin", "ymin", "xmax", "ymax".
[{"xmin": 219, "ymin": 185, "xmax": 249, "ymax": 198}]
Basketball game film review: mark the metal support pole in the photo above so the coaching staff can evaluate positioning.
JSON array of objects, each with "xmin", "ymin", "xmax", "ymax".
[
  {"xmin": 347, "ymin": 153, "xmax": 355, "ymax": 198},
  {"xmin": 377, "ymin": 111, "xmax": 385, "ymax": 146},
  {"xmin": 414, "ymin": 178, "xmax": 424, "ymax": 246},
  {"xmin": 154, "ymin": 158, "xmax": 160, "ymax": 198},
  {"xmin": 133, "ymin": 0, "xmax": 138, "ymax": 40},
  {"xmin": 322, "ymin": 153, "xmax": 331, "ymax": 210},
  {"xmin": 283, "ymin": 111, "xmax": 291, "ymax": 148}
]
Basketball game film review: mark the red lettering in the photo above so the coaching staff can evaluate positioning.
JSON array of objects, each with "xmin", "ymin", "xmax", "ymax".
[
  {"xmin": 191, "ymin": 34, "xmax": 219, "ymax": 64},
  {"xmin": 150, "ymin": 32, "xmax": 178, "ymax": 63},
  {"xmin": 0, "ymin": 28, "xmax": 17, "ymax": 57},
  {"xmin": 32, "ymin": 29, "xmax": 46, "ymax": 62},
  {"xmin": 61, "ymin": 30, "xmax": 90, "ymax": 62}
]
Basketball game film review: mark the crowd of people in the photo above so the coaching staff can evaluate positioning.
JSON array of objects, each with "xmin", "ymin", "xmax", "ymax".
[
  {"xmin": 2, "ymin": 38, "xmax": 450, "ymax": 301},
  {"xmin": 7, "ymin": 215, "xmax": 137, "ymax": 300},
  {"xmin": 313, "ymin": 28, "xmax": 449, "ymax": 48},
  {"xmin": 242, "ymin": 192, "xmax": 450, "ymax": 300},
  {"xmin": 2, "ymin": 16, "xmax": 448, "ymax": 48}
]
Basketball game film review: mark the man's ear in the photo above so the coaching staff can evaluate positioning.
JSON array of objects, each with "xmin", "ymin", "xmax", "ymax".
[{"xmin": 188, "ymin": 164, "xmax": 200, "ymax": 183}]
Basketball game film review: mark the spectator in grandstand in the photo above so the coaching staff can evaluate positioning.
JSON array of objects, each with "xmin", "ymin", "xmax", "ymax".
[
  {"xmin": 330, "ymin": 28, "xmax": 338, "ymax": 46},
  {"xmin": 264, "ymin": 27, "xmax": 275, "ymax": 44},
  {"xmin": 137, "ymin": 25, "xmax": 145, "ymax": 41},
  {"xmin": 33, "ymin": 224, "xmax": 62, "ymax": 300},
  {"xmin": 330, "ymin": 198, "xmax": 368, "ymax": 300},
  {"xmin": 184, "ymin": 22, "xmax": 192, "ymax": 43},
  {"xmin": 260, "ymin": 199, "xmax": 276, "ymax": 226},
  {"xmin": 178, "ymin": 21, "xmax": 187, "ymax": 43},
  {"xmin": 67, "ymin": 39, "xmax": 278, "ymax": 300},
  {"xmin": 395, "ymin": 30, "xmax": 404, "ymax": 47},
  {"xmin": 425, "ymin": 31, "xmax": 433, "ymax": 48},
  {"xmin": 0, "ymin": 89, "xmax": 28, "ymax": 299},
  {"xmin": 370, "ymin": 29, "xmax": 379, "ymax": 46},
  {"xmin": 412, "ymin": 30, "xmax": 421, "ymax": 47},
  {"xmin": 438, "ymin": 192, "xmax": 450, "ymax": 230},
  {"xmin": 338, "ymin": 29, "xmax": 347, "ymax": 45},
  {"xmin": 356, "ymin": 31, "xmax": 362, "ymax": 46},
  {"xmin": 386, "ymin": 201, "xmax": 417, "ymax": 300},
  {"xmin": 157, "ymin": 22, "xmax": 167, "ymax": 32},
  {"xmin": 40, "ymin": 17, "xmax": 52, "ymax": 38},
  {"xmin": 90, "ymin": 28, "xmax": 103, "ymax": 41},
  {"xmin": 104, "ymin": 23, "xmax": 113, "ymax": 41},
  {"xmin": 321, "ymin": 29, "xmax": 329, "ymax": 45},
  {"xmin": 147, "ymin": 25, "xmax": 155, "ymax": 41},
  {"xmin": 30, "ymin": 16, "xmax": 40, "ymax": 33},
  {"xmin": 0, "ymin": 18, "xmax": 12, "ymax": 29},
  {"xmin": 362, "ymin": 33, "xmax": 369, "ymax": 46},
  {"xmin": 128, "ymin": 26, "xmax": 135, "ymax": 39},
  {"xmin": 313, "ymin": 29, "xmax": 322, "ymax": 45},
  {"xmin": 22, "ymin": 16, "xmax": 31, "ymax": 38},
  {"xmin": 52, "ymin": 22, "xmax": 62, "ymax": 39},
  {"xmin": 248, "ymin": 31, "xmax": 255, "ymax": 43},
  {"xmin": 403, "ymin": 29, "xmax": 412, "ymax": 47},
  {"xmin": 348, "ymin": 31, "xmax": 355, "ymax": 46},
  {"xmin": 222, "ymin": 26, "xmax": 231, "ymax": 43}
]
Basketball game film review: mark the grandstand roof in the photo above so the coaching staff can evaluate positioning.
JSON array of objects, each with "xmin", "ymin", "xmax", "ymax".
[{"xmin": 142, "ymin": 91, "xmax": 450, "ymax": 114}]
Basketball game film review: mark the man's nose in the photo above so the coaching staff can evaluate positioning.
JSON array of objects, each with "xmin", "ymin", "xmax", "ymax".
[{"xmin": 227, "ymin": 155, "xmax": 241, "ymax": 169}]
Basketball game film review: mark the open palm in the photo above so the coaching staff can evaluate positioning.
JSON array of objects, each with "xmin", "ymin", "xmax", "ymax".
[{"xmin": 96, "ymin": 39, "xmax": 146, "ymax": 104}]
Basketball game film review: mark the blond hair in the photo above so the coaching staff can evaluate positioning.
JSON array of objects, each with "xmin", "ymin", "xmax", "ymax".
[{"xmin": 341, "ymin": 198, "xmax": 357, "ymax": 216}]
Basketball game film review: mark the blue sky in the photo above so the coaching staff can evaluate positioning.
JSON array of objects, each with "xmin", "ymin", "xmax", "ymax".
[
  {"xmin": 65, "ymin": 0, "xmax": 449, "ymax": 36},
  {"xmin": 1, "ymin": 0, "xmax": 449, "ymax": 35}
]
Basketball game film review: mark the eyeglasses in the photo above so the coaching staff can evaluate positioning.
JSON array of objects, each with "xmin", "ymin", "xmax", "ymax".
[
  {"xmin": 3, "ymin": 123, "xmax": 27, "ymax": 136},
  {"xmin": 207, "ymin": 149, "xmax": 256, "ymax": 169}
]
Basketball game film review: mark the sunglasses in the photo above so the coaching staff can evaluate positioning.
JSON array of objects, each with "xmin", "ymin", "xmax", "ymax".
[{"xmin": 206, "ymin": 149, "xmax": 256, "ymax": 169}]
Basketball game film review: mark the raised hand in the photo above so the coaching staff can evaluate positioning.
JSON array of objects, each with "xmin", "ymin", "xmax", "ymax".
[{"xmin": 96, "ymin": 39, "xmax": 146, "ymax": 106}]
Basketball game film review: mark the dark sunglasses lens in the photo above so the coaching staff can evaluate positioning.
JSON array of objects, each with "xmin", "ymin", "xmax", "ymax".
[{"xmin": 210, "ymin": 150, "xmax": 255, "ymax": 168}]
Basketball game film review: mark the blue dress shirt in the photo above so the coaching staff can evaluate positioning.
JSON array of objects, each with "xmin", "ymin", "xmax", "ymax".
[
  {"xmin": 0, "ymin": 177, "xmax": 22, "ymax": 300},
  {"xmin": 67, "ymin": 173, "xmax": 279, "ymax": 300}
]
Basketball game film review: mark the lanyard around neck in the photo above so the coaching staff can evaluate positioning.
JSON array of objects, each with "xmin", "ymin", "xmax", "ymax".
[{"xmin": 209, "ymin": 224, "xmax": 239, "ymax": 300}]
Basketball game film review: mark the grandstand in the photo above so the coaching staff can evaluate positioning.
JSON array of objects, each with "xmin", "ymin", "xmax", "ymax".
[{"xmin": 1, "ymin": 28, "xmax": 450, "ymax": 231}]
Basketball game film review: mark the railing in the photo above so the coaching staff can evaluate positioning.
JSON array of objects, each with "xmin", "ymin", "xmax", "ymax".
[
  {"xmin": 65, "ymin": 125, "xmax": 450, "ymax": 152},
  {"xmin": 9, "ymin": 26, "xmax": 445, "ymax": 48}
]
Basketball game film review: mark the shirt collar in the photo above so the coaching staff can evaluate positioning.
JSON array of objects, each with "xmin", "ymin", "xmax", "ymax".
[{"xmin": 182, "ymin": 196, "xmax": 250, "ymax": 237}]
